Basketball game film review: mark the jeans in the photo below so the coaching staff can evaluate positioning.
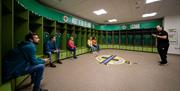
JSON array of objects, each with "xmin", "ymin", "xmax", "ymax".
[
  {"xmin": 89, "ymin": 46, "xmax": 97, "ymax": 52},
  {"xmin": 25, "ymin": 64, "xmax": 45, "ymax": 91},
  {"xmin": 93, "ymin": 44, "xmax": 100, "ymax": 51},
  {"xmin": 45, "ymin": 51, "xmax": 60, "ymax": 63}
]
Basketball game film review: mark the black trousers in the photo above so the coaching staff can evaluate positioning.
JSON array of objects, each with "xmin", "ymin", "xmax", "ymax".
[
  {"xmin": 68, "ymin": 47, "xmax": 76, "ymax": 57},
  {"xmin": 157, "ymin": 45, "xmax": 169, "ymax": 64}
]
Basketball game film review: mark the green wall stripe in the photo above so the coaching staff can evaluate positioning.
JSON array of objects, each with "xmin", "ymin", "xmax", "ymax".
[
  {"xmin": 95, "ymin": 19, "xmax": 162, "ymax": 31},
  {"xmin": 17, "ymin": 0, "xmax": 95, "ymax": 28},
  {"xmin": 18, "ymin": 0, "xmax": 162, "ymax": 31}
]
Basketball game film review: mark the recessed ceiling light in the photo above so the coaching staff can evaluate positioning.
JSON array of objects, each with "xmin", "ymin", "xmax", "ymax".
[
  {"xmin": 146, "ymin": 0, "xmax": 161, "ymax": 4},
  {"xmin": 93, "ymin": 9, "xmax": 107, "ymax": 15},
  {"xmin": 108, "ymin": 19, "xmax": 117, "ymax": 22},
  {"xmin": 142, "ymin": 12, "xmax": 157, "ymax": 17}
]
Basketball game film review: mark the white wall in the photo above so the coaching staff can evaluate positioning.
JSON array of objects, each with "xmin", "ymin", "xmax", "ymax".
[{"xmin": 164, "ymin": 14, "xmax": 180, "ymax": 54}]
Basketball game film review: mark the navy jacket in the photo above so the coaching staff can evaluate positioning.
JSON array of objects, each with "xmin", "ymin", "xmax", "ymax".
[
  {"xmin": 43, "ymin": 40, "xmax": 57, "ymax": 54},
  {"xmin": 3, "ymin": 41, "xmax": 44, "ymax": 81}
]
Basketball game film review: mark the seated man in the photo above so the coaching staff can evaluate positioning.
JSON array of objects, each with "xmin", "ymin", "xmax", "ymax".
[
  {"xmin": 44, "ymin": 35, "xmax": 62, "ymax": 68},
  {"xmin": 87, "ymin": 36, "xmax": 97, "ymax": 54},
  {"xmin": 67, "ymin": 36, "xmax": 77, "ymax": 59},
  {"xmin": 3, "ymin": 32, "xmax": 48, "ymax": 91},
  {"xmin": 92, "ymin": 37, "xmax": 100, "ymax": 52}
]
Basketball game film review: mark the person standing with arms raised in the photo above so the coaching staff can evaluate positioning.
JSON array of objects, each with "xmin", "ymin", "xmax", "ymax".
[{"xmin": 152, "ymin": 25, "xmax": 169, "ymax": 65}]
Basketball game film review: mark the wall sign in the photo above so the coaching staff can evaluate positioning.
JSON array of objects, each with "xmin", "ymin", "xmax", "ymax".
[
  {"xmin": 130, "ymin": 24, "xmax": 140, "ymax": 29},
  {"xmin": 168, "ymin": 29, "xmax": 178, "ymax": 45},
  {"xmin": 71, "ymin": 17, "xmax": 91, "ymax": 28},
  {"xmin": 63, "ymin": 16, "xmax": 68, "ymax": 22}
]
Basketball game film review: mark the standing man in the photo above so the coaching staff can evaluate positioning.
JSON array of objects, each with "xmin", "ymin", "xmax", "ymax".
[
  {"xmin": 3, "ymin": 32, "xmax": 48, "ymax": 91},
  {"xmin": 44, "ymin": 35, "xmax": 62, "ymax": 68},
  {"xmin": 67, "ymin": 36, "xmax": 77, "ymax": 59},
  {"xmin": 152, "ymin": 25, "xmax": 169, "ymax": 65}
]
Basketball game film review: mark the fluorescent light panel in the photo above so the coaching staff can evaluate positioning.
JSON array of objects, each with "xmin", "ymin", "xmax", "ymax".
[
  {"xmin": 108, "ymin": 19, "xmax": 117, "ymax": 22},
  {"xmin": 142, "ymin": 12, "xmax": 157, "ymax": 17},
  {"xmin": 93, "ymin": 9, "xmax": 107, "ymax": 15},
  {"xmin": 146, "ymin": 0, "xmax": 160, "ymax": 4}
]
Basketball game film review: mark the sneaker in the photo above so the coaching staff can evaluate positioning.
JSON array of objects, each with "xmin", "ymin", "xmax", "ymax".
[
  {"xmin": 33, "ymin": 88, "xmax": 48, "ymax": 91},
  {"xmin": 74, "ymin": 56, "xmax": 77, "ymax": 59},
  {"xmin": 50, "ymin": 63, "xmax": 56, "ymax": 68},
  {"xmin": 40, "ymin": 88, "xmax": 48, "ymax": 91},
  {"xmin": 57, "ymin": 60, "xmax": 63, "ymax": 64},
  {"xmin": 158, "ymin": 61, "xmax": 161, "ymax": 63},
  {"xmin": 159, "ymin": 62, "xmax": 168, "ymax": 66},
  {"xmin": 158, "ymin": 60, "xmax": 162, "ymax": 63}
]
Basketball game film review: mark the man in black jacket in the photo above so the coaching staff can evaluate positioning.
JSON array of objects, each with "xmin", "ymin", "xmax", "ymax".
[{"xmin": 152, "ymin": 25, "xmax": 169, "ymax": 65}]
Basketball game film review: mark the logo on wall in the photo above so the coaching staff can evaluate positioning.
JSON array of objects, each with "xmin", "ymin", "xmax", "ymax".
[
  {"xmin": 122, "ymin": 25, "xmax": 127, "ymax": 30},
  {"xmin": 96, "ymin": 55, "xmax": 130, "ymax": 65},
  {"xmin": 63, "ymin": 16, "xmax": 68, "ymax": 22}
]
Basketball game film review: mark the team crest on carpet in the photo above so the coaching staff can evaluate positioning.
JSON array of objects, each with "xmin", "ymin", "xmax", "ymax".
[{"xmin": 96, "ymin": 55, "xmax": 131, "ymax": 65}]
